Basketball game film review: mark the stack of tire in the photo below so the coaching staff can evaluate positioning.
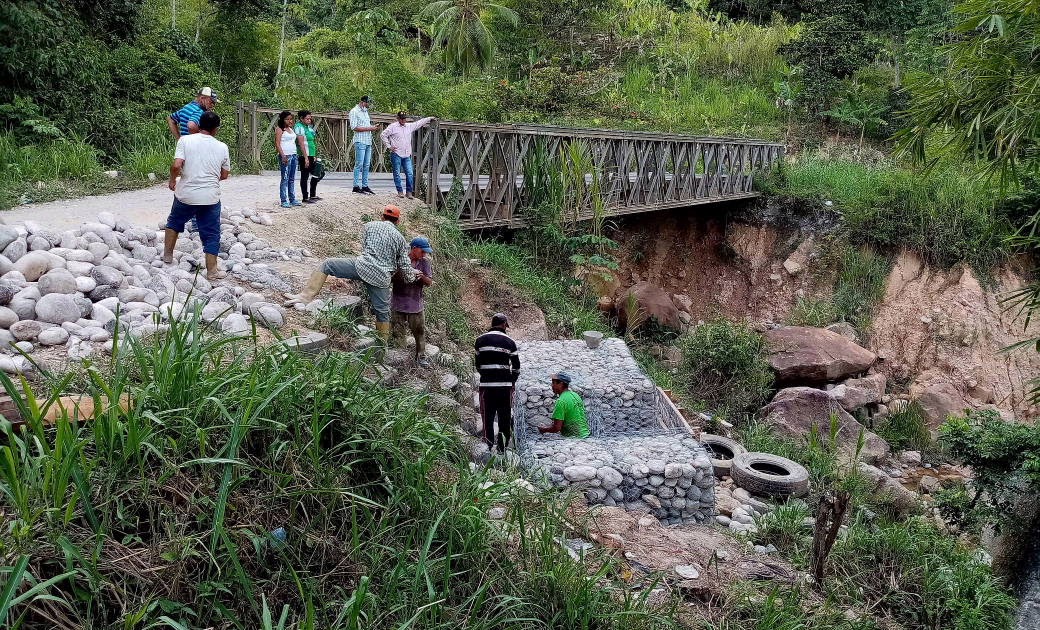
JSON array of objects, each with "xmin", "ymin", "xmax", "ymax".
[{"xmin": 699, "ymin": 434, "xmax": 809, "ymax": 498}]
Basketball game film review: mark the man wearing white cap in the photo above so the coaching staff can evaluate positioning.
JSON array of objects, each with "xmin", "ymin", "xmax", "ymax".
[{"xmin": 168, "ymin": 87, "xmax": 220, "ymax": 140}]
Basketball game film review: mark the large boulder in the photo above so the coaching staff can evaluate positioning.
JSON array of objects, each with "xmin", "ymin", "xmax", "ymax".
[
  {"xmin": 763, "ymin": 326, "xmax": 876, "ymax": 385},
  {"xmin": 909, "ymin": 375, "xmax": 968, "ymax": 430},
  {"xmin": 830, "ymin": 373, "xmax": 886, "ymax": 412},
  {"xmin": 617, "ymin": 281, "xmax": 680, "ymax": 329},
  {"xmin": 762, "ymin": 387, "xmax": 890, "ymax": 463}
]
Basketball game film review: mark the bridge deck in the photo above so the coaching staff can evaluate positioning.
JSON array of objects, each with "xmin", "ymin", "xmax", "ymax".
[{"xmin": 238, "ymin": 103, "xmax": 783, "ymax": 230}]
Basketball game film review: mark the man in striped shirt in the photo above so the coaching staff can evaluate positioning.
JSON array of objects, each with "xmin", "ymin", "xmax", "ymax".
[
  {"xmin": 475, "ymin": 313, "xmax": 521, "ymax": 453},
  {"xmin": 285, "ymin": 204, "xmax": 417, "ymax": 340},
  {"xmin": 168, "ymin": 87, "xmax": 219, "ymax": 139}
]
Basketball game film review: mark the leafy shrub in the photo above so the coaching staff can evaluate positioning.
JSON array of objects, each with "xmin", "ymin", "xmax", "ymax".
[
  {"xmin": 677, "ymin": 318, "xmax": 774, "ymax": 417},
  {"xmin": 939, "ymin": 409, "xmax": 1040, "ymax": 530}
]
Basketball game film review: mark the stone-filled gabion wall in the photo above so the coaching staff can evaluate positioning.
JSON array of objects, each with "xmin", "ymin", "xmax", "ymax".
[
  {"xmin": 513, "ymin": 338, "xmax": 715, "ymax": 524},
  {"xmin": 525, "ymin": 434, "xmax": 715, "ymax": 524},
  {"xmin": 515, "ymin": 339, "xmax": 660, "ymax": 434}
]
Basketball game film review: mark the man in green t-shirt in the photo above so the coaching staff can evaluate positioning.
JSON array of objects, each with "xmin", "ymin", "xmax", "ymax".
[{"xmin": 539, "ymin": 372, "xmax": 591, "ymax": 438}]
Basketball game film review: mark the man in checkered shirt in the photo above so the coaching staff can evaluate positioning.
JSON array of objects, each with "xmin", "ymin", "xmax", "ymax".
[{"xmin": 286, "ymin": 204, "xmax": 420, "ymax": 340}]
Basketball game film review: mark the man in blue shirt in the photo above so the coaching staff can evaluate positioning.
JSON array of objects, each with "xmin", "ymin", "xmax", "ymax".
[{"xmin": 168, "ymin": 87, "xmax": 219, "ymax": 139}]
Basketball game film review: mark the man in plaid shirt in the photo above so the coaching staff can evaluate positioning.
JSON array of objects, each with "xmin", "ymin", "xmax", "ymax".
[{"xmin": 286, "ymin": 204, "xmax": 419, "ymax": 340}]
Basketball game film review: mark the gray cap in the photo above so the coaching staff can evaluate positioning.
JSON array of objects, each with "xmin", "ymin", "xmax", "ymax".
[
  {"xmin": 491, "ymin": 312, "xmax": 509, "ymax": 328},
  {"xmin": 551, "ymin": 371, "xmax": 572, "ymax": 384}
]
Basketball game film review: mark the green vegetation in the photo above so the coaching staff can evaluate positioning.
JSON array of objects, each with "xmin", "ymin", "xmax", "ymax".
[
  {"xmin": 937, "ymin": 409, "xmax": 1040, "ymax": 531},
  {"xmin": 786, "ymin": 244, "xmax": 890, "ymax": 334},
  {"xmin": 0, "ymin": 313, "xmax": 670, "ymax": 628},
  {"xmin": 676, "ymin": 318, "xmax": 774, "ymax": 419},
  {"xmin": 769, "ymin": 157, "xmax": 1011, "ymax": 270},
  {"xmin": 875, "ymin": 401, "xmax": 932, "ymax": 452},
  {"xmin": 732, "ymin": 418, "xmax": 1015, "ymax": 630}
]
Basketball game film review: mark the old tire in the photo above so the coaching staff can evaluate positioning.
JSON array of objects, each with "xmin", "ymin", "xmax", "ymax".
[
  {"xmin": 699, "ymin": 434, "xmax": 747, "ymax": 478},
  {"xmin": 731, "ymin": 452, "xmax": 810, "ymax": 498}
]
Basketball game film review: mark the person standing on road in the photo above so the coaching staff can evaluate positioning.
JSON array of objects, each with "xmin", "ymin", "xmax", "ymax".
[
  {"xmin": 295, "ymin": 110, "xmax": 323, "ymax": 203},
  {"xmin": 475, "ymin": 313, "xmax": 520, "ymax": 453},
  {"xmin": 391, "ymin": 236, "xmax": 435, "ymax": 367},
  {"xmin": 285, "ymin": 205, "xmax": 417, "ymax": 340},
  {"xmin": 275, "ymin": 110, "xmax": 303, "ymax": 208},
  {"xmin": 349, "ymin": 96, "xmax": 380, "ymax": 195},
  {"xmin": 539, "ymin": 372, "xmax": 591, "ymax": 438},
  {"xmin": 168, "ymin": 87, "xmax": 219, "ymax": 139},
  {"xmin": 380, "ymin": 111, "xmax": 436, "ymax": 199},
  {"xmin": 164, "ymin": 111, "xmax": 230, "ymax": 282}
]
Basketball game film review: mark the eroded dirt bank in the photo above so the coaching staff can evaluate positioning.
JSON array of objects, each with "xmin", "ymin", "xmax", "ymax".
[{"xmin": 609, "ymin": 206, "xmax": 1040, "ymax": 422}]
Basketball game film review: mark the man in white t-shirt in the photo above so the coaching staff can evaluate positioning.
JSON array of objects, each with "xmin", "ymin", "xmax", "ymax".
[{"xmin": 164, "ymin": 111, "xmax": 231, "ymax": 281}]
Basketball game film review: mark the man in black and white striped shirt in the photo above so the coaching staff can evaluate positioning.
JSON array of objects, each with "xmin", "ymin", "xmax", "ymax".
[{"xmin": 474, "ymin": 313, "xmax": 520, "ymax": 453}]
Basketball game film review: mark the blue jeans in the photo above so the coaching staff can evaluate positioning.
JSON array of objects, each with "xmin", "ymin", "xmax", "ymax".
[
  {"xmin": 353, "ymin": 142, "xmax": 372, "ymax": 188},
  {"xmin": 167, "ymin": 198, "xmax": 221, "ymax": 255},
  {"xmin": 279, "ymin": 155, "xmax": 298, "ymax": 204},
  {"xmin": 390, "ymin": 153, "xmax": 415, "ymax": 193},
  {"xmin": 321, "ymin": 258, "xmax": 391, "ymax": 322}
]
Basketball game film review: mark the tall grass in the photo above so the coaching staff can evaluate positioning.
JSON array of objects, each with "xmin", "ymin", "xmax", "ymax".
[
  {"xmin": 676, "ymin": 318, "xmax": 774, "ymax": 419},
  {"xmin": 0, "ymin": 313, "xmax": 668, "ymax": 628},
  {"xmin": 118, "ymin": 118, "xmax": 175, "ymax": 179},
  {"xmin": 771, "ymin": 156, "xmax": 1010, "ymax": 270}
]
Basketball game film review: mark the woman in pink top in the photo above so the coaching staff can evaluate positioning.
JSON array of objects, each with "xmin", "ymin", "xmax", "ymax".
[{"xmin": 380, "ymin": 111, "xmax": 436, "ymax": 199}]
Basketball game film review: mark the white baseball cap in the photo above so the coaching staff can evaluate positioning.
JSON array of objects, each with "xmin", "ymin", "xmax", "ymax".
[{"xmin": 198, "ymin": 87, "xmax": 221, "ymax": 102}]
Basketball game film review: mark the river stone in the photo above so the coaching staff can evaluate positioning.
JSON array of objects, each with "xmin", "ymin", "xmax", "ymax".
[
  {"xmin": 66, "ymin": 261, "xmax": 94, "ymax": 277},
  {"xmin": 0, "ymin": 226, "xmax": 19, "ymax": 252},
  {"xmin": 0, "ymin": 282, "xmax": 16, "ymax": 306},
  {"xmin": 35, "ymin": 294, "xmax": 82, "ymax": 324},
  {"xmin": 221, "ymin": 313, "xmax": 250, "ymax": 337},
  {"xmin": 87, "ymin": 242, "xmax": 109, "ymax": 264},
  {"xmin": 249, "ymin": 302, "xmax": 285, "ymax": 329},
  {"xmin": 76, "ymin": 277, "xmax": 97, "ymax": 293},
  {"xmin": 10, "ymin": 320, "xmax": 42, "ymax": 341},
  {"xmin": 28, "ymin": 235, "xmax": 52, "ymax": 251},
  {"xmin": 89, "ymin": 285, "xmax": 119, "ymax": 301},
  {"xmin": 38, "ymin": 327, "xmax": 70, "ymax": 346},
  {"xmin": 563, "ymin": 465, "xmax": 597, "ymax": 482},
  {"xmin": 202, "ymin": 302, "xmax": 234, "ymax": 322},
  {"xmin": 0, "ymin": 306, "xmax": 16, "ymax": 328},
  {"xmin": 38, "ymin": 269, "xmax": 77, "ymax": 295},
  {"xmin": 0, "ymin": 255, "xmax": 12, "ymax": 277},
  {"xmin": 9, "ymin": 298, "xmax": 35, "ymax": 321},
  {"xmin": 91, "ymin": 265, "xmax": 124, "ymax": 288},
  {"xmin": 3, "ymin": 238, "xmax": 27, "ymax": 263},
  {"xmin": 15, "ymin": 251, "xmax": 57, "ymax": 281},
  {"xmin": 98, "ymin": 212, "xmax": 117, "ymax": 228}
]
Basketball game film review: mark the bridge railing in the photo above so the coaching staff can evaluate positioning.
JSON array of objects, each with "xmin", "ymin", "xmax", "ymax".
[{"xmin": 237, "ymin": 102, "xmax": 785, "ymax": 229}]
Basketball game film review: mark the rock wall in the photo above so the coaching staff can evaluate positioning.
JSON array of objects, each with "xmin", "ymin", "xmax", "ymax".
[
  {"xmin": 514, "ymin": 338, "xmax": 714, "ymax": 524},
  {"xmin": 525, "ymin": 434, "xmax": 715, "ymax": 525},
  {"xmin": 515, "ymin": 338, "xmax": 660, "ymax": 434}
]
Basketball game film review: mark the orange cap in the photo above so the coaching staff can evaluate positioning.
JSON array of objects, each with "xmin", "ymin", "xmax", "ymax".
[{"xmin": 383, "ymin": 204, "xmax": 402, "ymax": 219}]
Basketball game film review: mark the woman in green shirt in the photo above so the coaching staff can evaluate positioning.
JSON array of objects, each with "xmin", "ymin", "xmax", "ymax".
[
  {"xmin": 295, "ymin": 110, "xmax": 322, "ymax": 203},
  {"xmin": 539, "ymin": 372, "xmax": 591, "ymax": 438}
]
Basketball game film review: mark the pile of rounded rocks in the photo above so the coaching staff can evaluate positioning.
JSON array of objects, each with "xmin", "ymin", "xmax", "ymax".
[
  {"xmin": 0, "ymin": 211, "xmax": 308, "ymax": 371},
  {"xmin": 513, "ymin": 338, "xmax": 715, "ymax": 524},
  {"xmin": 525, "ymin": 434, "xmax": 716, "ymax": 524},
  {"xmin": 516, "ymin": 339, "xmax": 661, "ymax": 434}
]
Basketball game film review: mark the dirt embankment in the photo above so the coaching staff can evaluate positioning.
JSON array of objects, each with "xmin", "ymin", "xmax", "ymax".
[{"xmin": 609, "ymin": 206, "xmax": 1040, "ymax": 422}]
